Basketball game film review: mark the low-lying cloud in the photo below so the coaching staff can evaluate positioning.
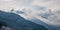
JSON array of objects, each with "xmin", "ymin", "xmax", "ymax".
[{"xmin": 0, "ymin": 0, "xmax": 60, "ymax": 30}]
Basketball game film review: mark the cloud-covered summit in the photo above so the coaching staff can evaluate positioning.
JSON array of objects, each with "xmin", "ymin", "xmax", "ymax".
[{"xmin": 0, "ymin": 0, "xmax": 60, "ymax": 30}]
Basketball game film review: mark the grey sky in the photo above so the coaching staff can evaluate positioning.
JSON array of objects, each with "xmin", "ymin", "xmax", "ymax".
[{"xmin": 0, "ymin": 0, "xmax": 60, "ymax": 30}]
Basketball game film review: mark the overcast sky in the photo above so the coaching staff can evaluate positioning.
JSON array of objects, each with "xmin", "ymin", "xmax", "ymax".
[
  {"xmin": 0, "ymin": 0, "xmax": 60, "ymax": 29},
  {"xmin": 0, "ymin": 0, "xmax": 60, "ymax": 10}
]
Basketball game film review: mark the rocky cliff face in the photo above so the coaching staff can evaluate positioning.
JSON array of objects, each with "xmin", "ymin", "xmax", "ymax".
[{"xmin": 0, "ymin": 11, "xmax": 48, "ymax": 30}]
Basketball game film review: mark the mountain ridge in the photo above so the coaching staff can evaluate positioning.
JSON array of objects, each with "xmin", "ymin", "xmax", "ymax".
[{"xmin": 0, "ymin": 11, "xmax": 48, "ymax": 30}]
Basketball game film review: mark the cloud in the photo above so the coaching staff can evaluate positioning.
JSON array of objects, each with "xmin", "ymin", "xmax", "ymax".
[
  {"xmin": 32, "ymin": 5, "xmax": 46, "ymax": 10},
  {"xmin": 0, "ymin": 0, "xmax": 34, "ymax": 10},
  {"xmin": 0, "ymin": 0, "xmax": 60, "ymax": 30},
  {"xmin": 31, "ymin": 0, "xmax": 60, "ymax": 10},
  {"xmin": 0, "ymin": 0, "xmax": 60, "ymax": 10},
  {"xmin": 0, "ymin": 0, "xmax": 12, "ymax": 2}
]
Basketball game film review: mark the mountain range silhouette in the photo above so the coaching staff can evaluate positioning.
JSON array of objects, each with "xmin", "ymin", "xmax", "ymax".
[{"xmin": 0, "ymin": 11, "xmax": 48, "ymax": 30}]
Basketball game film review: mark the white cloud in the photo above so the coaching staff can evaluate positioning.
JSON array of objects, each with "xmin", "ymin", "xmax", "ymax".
[
  {"xmin": 0, "ymin": 0, "xmax": 12, "ymax": 2},
  {"xmin": 0, "ymin": 0, "xmax": 60, "ymax": 30},
  {"xmin": 0, "ymin": 0, "xmax": 60, "ymax": 10},
  {"xmin": 0, "ymin": 0, "xmax": 26, "ymax": 10}
]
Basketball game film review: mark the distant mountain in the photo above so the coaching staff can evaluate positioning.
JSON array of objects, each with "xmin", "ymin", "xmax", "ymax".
[{"xmin": 0, "ymin": 11, "xmax": 48, "ymax": 30}]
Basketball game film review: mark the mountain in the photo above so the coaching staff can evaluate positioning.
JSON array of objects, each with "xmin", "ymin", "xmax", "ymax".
[{"xmin": 0, "ymin": 11, "xmax": 48, "ymax": 30}]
